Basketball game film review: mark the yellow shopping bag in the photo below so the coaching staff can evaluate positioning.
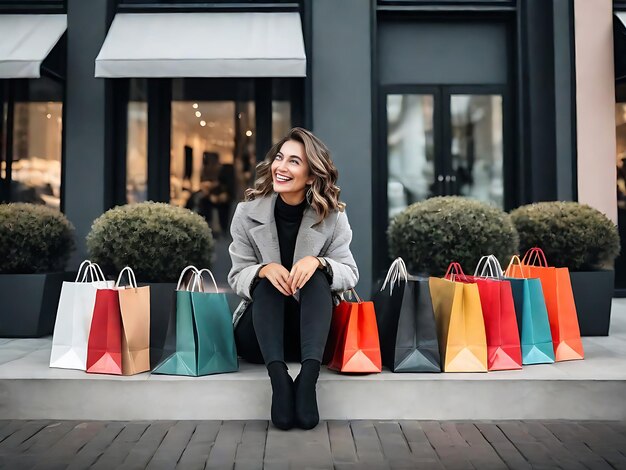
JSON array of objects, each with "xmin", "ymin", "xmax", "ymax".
[{"xmin": 429, "ymin": 263, "xmax": 488, "ymax": 372}]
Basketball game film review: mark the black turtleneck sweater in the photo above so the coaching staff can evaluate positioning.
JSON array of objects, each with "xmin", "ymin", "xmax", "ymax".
[{"xmin": 275, "ymin": 195, "xmax": 307, "ymax": 270}]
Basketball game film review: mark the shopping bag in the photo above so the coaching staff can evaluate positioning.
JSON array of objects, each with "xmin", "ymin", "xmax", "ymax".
[
  {"xmin": 116, "ymin": 267, "xmax": 151, "ymax": 375},
  {"xmin": 327, "ymin": 290, "xmax": 382, "ymax": 373},
  {"xmin": 470, "ymin": 255, "xmax": 522, "ymax": 371},
  {"xmin": 429, "ymin": 263, "xmax": 488, "ymax": 372},
  {"xmin": 86, "ymin": 285, "xmax": 122, "ymax": 375},
  {"xmin": 372, "ymin": 258, "xmax": 440, "ymax": 372},
  {"xmin": 49, "ymin": 261, "xmax": 114, "ymax": 370},
  {"xmin": 520, "ymin": 248, "xmax": 584, "ymax": 361},
  {"xmin": 152, "ymin": 266, "xmax": 238, "ymax": 376},
  {"xmin": 504, "ymin": 256, "xmax": 555, "ymax": 364}
]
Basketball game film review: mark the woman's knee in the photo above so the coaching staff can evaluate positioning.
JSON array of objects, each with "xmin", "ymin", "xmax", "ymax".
[
  {"xmin": 251, "ymin": 278, "xmax": 281, "ymax": 300},
  {"xmin": 301, "ymin": 270, "xmax": 331, "ymax": 294}
]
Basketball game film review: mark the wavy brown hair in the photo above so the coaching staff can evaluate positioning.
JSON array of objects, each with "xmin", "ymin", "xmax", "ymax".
[{"xmin": 245, "ymin": 127, "xmax": 345, "ymax": 221}]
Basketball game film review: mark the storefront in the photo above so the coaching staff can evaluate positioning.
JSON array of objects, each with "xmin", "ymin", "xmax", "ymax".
[{"xmin": 1, "ymin": 0, "xmax": 614, "ymax": 293}]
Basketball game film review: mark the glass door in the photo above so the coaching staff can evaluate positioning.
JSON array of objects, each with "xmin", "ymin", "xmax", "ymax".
[{"xmin": 378, "ymin": 85, "xmax": 509, "ymax": 270}]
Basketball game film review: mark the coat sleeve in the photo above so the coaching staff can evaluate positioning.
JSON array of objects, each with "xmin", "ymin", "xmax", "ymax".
[
  {"xmin": 227, "ymin": 203, "xmax": 264, "ymax": 300},
  {"xmin": 321, "ymin": 210, "xmax": 359, "ymax": 292}
]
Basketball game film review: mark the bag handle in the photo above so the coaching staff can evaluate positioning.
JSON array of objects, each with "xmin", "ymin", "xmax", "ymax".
[
  {"xmin": 176, "ymin": 265, "xmax": 199, "ymax": 291},
  {"xmin": 75, "ymin": 260, "xmax": 92, "ymax": 282},
  {"xmin": 115, "ymin": 266, "xmax": 138, "ymax": 289},
  {"xmin": 521, "ymin": 247, "xmax": 548, "ymax": 267},
  {"xmin": 444, "ymin": 262, "xmax": 469, "ymax": 282},
  {"xmin": 505, "ymin": 255, "xmax": 526, "ymax": 278},
  {"xmin": 191, "ymin": 268, "xmax": 219, "ymax": 293},
  {"xmin": 474, "ymin": 255, "xmax": 504, "ymax": 279},
  {"xmin": 381, "ymin": 257, "xmax": 409, "ymax": 293},
  {"xmin": 342, "ymin": 288, "xmax": 363, "ymax": 303},
  {"xmin": 80, "ymin": 263, "xmax": 98, "ymax": 283}
]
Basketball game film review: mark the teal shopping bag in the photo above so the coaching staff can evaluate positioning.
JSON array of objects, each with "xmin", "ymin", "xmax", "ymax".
[
  {"xmin": 192, "ymin": 288, "xmax": 239, "ymax": 376},
  {"xmin": 505, "ymin": 257, "xmax": 555, "ymax": 365},
  {"xmin": 152, "ymin": 267, "xmax": 238, "ymax": 376}
]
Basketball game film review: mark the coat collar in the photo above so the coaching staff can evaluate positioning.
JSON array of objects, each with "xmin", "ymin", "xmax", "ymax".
[
  {"xmin": 246, "ymin": 192, "xmax": 327, "ymax": 264},
  {"xmin": 248, "ymin": 192, "xmax": 320, "ymax": 229}
]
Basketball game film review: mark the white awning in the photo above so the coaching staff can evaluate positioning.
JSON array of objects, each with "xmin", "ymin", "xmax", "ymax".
[
  {"xmin": 95, "ymin": 12, "xmax": 307, "ymax": 78},
  {"xmin": 0, "ymin": 14, "xmax": 67, "ymax": 78}
]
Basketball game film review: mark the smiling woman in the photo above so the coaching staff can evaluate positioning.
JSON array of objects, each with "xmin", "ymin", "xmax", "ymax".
[{"xmin": 228, "ymin": 127, "xmax": 358, "ymax": 432}]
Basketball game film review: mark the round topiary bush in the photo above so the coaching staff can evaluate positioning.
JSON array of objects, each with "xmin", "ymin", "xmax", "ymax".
[
  {"xmin": 388, "ymin": 196, "xmax": 519, "ymax": 276},
  {"xmin": 510, "ymin": 201, "xmax": 620, "ymax": 271},
  {"xmin": 0, "ymin": 203, "xmax": 75, "ymax": 274},
  {"xmin": 86, "ymin": 202, "xmax": 214, "ymax": 283}
]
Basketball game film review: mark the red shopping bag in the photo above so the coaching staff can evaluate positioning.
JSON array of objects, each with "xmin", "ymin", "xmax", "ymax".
[
  {"xmin": 86, "ymin": 288, "xmax": 123, "ymax": 375},
  {"xmin": 327, "ymin": 290, "xmax": 382, "ymax": 373},
  {"xmin": 469, "ymin": 256, "xmax": 522, "ymax": 371}
]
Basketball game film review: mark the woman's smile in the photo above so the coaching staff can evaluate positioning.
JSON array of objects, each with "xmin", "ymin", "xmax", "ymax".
[{"xmin": 274, "ymin": 172, "xmax": 293, "ymax": 184}]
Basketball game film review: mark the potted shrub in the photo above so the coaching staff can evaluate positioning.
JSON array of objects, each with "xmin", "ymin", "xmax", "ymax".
[
  {"xmin": 0, "ymin": 203, "xmax": 75, "ymax": 337},
  {"xmin": 387, "ymin": 196, "xmax": 519, "ymax": 276},
  {"xmin": 86, "ymin": 202, "xmax": 214, "ymax": 366},
  {"xmin": 511, "ymin": 201, "xmax": 620, "ymax": 336}
]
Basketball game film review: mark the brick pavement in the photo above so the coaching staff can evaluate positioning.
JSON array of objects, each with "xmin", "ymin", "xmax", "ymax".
[{"xmin": 0, "ymin": 420, "xmax": 624, "ymax": 469}]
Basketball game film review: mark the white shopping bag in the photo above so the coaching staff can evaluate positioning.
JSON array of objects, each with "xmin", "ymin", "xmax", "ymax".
[{"xmin": 49, "ymin": 260, "xmax": 114, "ymax": 370}]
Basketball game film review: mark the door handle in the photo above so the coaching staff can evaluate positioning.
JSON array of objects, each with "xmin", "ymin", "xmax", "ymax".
[{"xmin": 436, "ymin": 174, "xmax": 444, "ymax": 196}]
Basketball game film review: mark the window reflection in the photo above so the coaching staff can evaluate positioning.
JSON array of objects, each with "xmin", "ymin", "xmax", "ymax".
[
  {"xmin": 450, "ymin": 95, "xmax": 503, "ymax": 207},
  {"xmin": 170, "ymin": 100, "xmax": 255, "ymax": 237},
  {"xmin": 386, "ymin": 94, "xmax": 435, "ymax": 220},
  {"xmin": 10, "ymin": 100, "xmax": 62, "ymax": 209},
  {"xmin": 272, "ymin": 101, "xmax": 291, "ymax": 145},
  {"xmin": 126, "ymin": 78, "xmax": 147, "ymax": 204}
]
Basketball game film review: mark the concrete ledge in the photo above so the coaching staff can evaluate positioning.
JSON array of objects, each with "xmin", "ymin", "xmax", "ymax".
[{"xmin": 1, "ymin": 300, "xmax": 626, "ymax": 421}]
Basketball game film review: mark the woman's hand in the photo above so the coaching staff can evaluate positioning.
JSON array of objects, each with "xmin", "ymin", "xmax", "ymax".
[
  {"xmin": 258, "ymin": 263, "xmax": 293, "ymax": 296},
  {"xmin": 288, "ymin": 256, "xmax": 321, "ymax": 293}
]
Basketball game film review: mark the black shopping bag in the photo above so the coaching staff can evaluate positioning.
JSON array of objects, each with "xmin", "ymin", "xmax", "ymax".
[{"xmin": 372, "ymin": 258, "xmax": 441, "ymax": 372}]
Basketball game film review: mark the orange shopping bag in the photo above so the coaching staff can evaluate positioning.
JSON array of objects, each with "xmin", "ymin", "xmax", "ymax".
[
  {"xmin": 327, "ymin": 290, "xmax": 382, "ymax": 373},
  {"xmin": 518, "ymin": 248, "xmax": 584, "ymax": 362}
]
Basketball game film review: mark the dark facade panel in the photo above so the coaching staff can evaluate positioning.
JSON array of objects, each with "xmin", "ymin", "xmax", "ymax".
[
  {"xmin": 0, "ymin": 0, "xmax": 65, "ymax": 12},
  {"xmin": 378, "ymin": 0, "xmax": 515, "ymax": 8},
  {"xmin": 378, "ymin": 20, "xmax": 508, "ymax": 85},
  {"xmin": 117, "ymin": 0, "xmax": 300, "ymax": 12}
]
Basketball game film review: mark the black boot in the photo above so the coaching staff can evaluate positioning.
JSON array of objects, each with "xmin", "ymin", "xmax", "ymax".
[
  {"xmin": 267, "ymin": 361, "xmax": 295, "ymax": 430},
  {"xmin": 294, "ymin": 359, "xmax": 321, "ymax": 430}
]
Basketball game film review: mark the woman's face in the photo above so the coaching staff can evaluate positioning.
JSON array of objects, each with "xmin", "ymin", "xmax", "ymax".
[{"xmin": 271, "ymin": 139, "xmax": 314, "ymax": 198}]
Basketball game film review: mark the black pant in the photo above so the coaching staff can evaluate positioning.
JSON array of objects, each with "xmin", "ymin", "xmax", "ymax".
[{"xmin": 235, "ymin": 270, "xmax": 333, "ymax": 364}]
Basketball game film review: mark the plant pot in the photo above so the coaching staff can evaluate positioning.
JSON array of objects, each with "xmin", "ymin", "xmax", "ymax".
[
  {"xmin": 0, "ymin": 272, "xmax": 68, "ymax": 337},
  {"xmin": 570, "ymin": 270, "xmax": 614, "ymax": 336}
]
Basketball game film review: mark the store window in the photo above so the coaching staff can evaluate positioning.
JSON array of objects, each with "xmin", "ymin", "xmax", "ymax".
[
  {"xmin": 1, "ymin": 78, "xmax": 63, "ymax": 209},
  {"xmin": 615, "ymin": 100, "xmax": 626, "ymax": 291},
  {"xmin": 119, "ymin": 77, "xmax": 303, "ymax": 281},
  {"xmin": 126, "ymin": 78, "xmax": 147, "ymax": 204}
]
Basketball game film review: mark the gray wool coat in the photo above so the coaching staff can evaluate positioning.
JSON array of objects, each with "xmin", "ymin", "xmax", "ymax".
[{"xmin": 227, "ymin": 192, "xmax": 359, "ymax": 326}]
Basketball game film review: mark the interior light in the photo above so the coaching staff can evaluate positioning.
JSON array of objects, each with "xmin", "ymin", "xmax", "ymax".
[
  {"xmin": 192, "ymin": 103, "xmax": 199, "ymax": 109},
  {"xmin": 246, "ymin": 130, "xmax": 253, "ymax": 137},
  {"xmin": 46, "ymin": 114, "xmax": 52, "ymax": 119},
  {"xmin": 195, "ymin": 111, "xmax": 202, "ymax": 117},
  {"xmin": 200, "ymin": 120, "xmax": 206, "ymax": 127}
]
